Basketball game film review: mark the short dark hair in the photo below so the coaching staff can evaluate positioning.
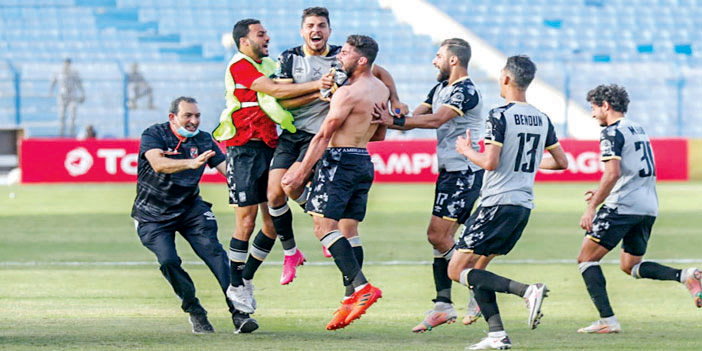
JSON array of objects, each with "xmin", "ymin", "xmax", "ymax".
[
  {"xmin": 169, "ymin": 96, "xmax": 197, "ymax": 115},
  {"xmin": 232, "ymin": 18, "xmax": 260, "ymax": 49},
  {"xmin": 301, "ymin": 7, "xmax": 330, "ymax": 27},
  {"xmin": 586, "ymin": 84, "xmax": 629, "ymax": 113},
  {"xmin": 346, "ymin": 35, "xmax": 378, "ymax": 65},
  {"xmin": 504, "ymin": 55, "xmax": 536, "ymax": 89},
  {"xmin": 441, "ymin": 38, "xmax": 471, "ymax": 67}
]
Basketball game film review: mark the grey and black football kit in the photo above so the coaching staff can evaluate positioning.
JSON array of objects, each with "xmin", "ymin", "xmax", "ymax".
[
  {"xmin": 457, "ymin": 102, "xmax": 560, "ymax": 255},
  {"xmin": 586, "ymin": 118, "xmax": 658, "ymax": 255},
  {"xmin": 422, "ymin": 76, "xmax": 485, "ymax": 223},
  {"xmin": 132, "ymin": 122, "xmax": 233, "ymax": 315},
  {"xmin": 271, "ymin": 45, "xmax": 342, "ymax": 170}
]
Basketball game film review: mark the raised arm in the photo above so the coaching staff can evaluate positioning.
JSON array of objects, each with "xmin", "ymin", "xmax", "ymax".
[{"xmin": 250, "ymin": 75, "xmax": 331, "ymax": 99}]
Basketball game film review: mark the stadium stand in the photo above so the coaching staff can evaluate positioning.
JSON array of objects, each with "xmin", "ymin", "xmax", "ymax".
[
  {"xmin": 427, "ymin": 0, "xmax": 702, "ymax": 137},
  {"xmin": 0, "ymin": 0, "xmax": 441, "ymax": 137},
  {"xmin": 0, "ymin": 0, "xmax": 700, "ymax": 137}
]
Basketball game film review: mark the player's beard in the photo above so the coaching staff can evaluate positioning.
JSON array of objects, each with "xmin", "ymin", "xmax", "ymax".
[
  {"xmin": 252, "ymin": 41, "xmax": 269, "ymax": 58},
  {"xmin": 344, "ymin": 61, "xmax": 358, "ymax": 78},
  {"xmin": 436, "ymin": 64, "xmax": 450, "ymax": 82}
]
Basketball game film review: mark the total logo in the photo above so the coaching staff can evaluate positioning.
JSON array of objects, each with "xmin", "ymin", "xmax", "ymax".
[{"xmin": 64, "ymin": 148, "xmax": 139, "ymax": 177}]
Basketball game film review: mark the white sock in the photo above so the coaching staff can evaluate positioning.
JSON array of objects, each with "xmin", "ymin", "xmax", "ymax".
[
  {"xmin": 354, "ymin": 283, "xmax": 368, "ymax": 292},
  {"xmin": 283, "ymin": 248, "xmax": 297, "ymax": 256},
  {"xmin": 488, "ymin": 330, "xmax": 507, "ymax": 338},
  {"xmin": 602, "ymin": 315, "xmax": 618, "ymax": 324}
]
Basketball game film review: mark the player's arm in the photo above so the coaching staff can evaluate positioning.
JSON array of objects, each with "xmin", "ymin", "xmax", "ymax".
[
  {"xmin": 278, "ymin": 91, "xmax": 321, "ymax": 109},
  {"xmin": 539, "ymin": 145, "xmax": 569, "ymax": 170},
  {"xmin": 373, "ymin": 104, "xmax": 455, "ymax": 131},
  {"xmin": 580, "ymin": 129, "xmax": 623, "ymax": 231},
  {"xmin": 372, "ymin": 64, "xmax": 409, "ymax": 115},
  {"xmin": 580, "ymin": 159, "xmax": 620, "ymax": 231},
  {"xmin": 145, "ymin": 148, "xmax": 216, "ymax": 174},
  {"xmin": 370, "ymin": 125, "xmax": 387, "ymax": 141},
  {"xmin": 456, "ymin": 129, "xmax": 501, "ymax": 170},
  {"xmin": 214, "ymin": 160, "xmax": 226, "ymax": 177},
  {"xmin": 539, "ymin": 120, "xmax": 568, "ymax": 170},
  {"xmin": 250, "ymin": 74, "xmax": 332, "ymax": 99},
  {"xmin": 282, "ymin": 87, "xmax": 353, "ymax": 189},
  {"xmin": 300, "ymin": 87, "xmax": 353, "ymax": 171}
]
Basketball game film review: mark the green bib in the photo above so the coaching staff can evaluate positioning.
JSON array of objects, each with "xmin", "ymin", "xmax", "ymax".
[{"xmin": 213, "ymin": 53, "xmax": 296, "ymax": 142}]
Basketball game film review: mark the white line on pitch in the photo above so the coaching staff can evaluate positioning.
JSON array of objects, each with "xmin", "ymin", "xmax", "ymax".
[{"xmin": 2, "ymin": 258, "xmax": 702, "ymax": 267}]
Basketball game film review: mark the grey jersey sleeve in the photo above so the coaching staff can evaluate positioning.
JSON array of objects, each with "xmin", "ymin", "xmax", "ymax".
[
  {"xmin": 484, "ymin": 108, "xmax": 507, "ymax": 146},
  {"xmin": 599, "ymin": 127, "xmax": 624, "ymax": 161},
  {"xmin": 545, "ymin": 117, "xmax": 560, "ymax": 149},
  {"xmin": 443, "ymin": 83, "xmax": 480, "ymax": 116},
  {"xmin": 422, "ymin": 83, "xmax": 440, "ymax": 110},
  {"xmin": 273, "ymin": 50, "xmax": 294, "ymax": 81}
]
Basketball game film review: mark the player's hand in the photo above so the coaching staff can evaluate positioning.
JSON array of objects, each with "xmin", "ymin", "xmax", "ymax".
[
  {"xmin": 390, "ymin": 100, "xmax": 409, "ymax": 117},
  {"xmin": 580, "ymin": 207, "xmax": 596, "ymax": 232},
  {"xmin": 371, "ymin": 102, "xmax": 393, "ymax": 126},
  {"xmin": 281, "ymin": 168, "xmax": 304, "ymax": 190},
  {"xmin": 190, "ymin": 150, "xmax": 215, "ymax": 169},
  {"xmin": 318, "ymin": 73, "xmax": 334, "ymax": 91},
  {"xmin": 455, "ymin": 130, "xmax": 473, "ymax": 156},
  {"xmin": 584, "ymin": 188, "xmax": 597, "ymax": 203}
]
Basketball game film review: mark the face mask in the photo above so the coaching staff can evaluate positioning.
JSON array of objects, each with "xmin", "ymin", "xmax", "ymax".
[{"xmin": 177, "ymin": 126, "xmax": 200, "ymax": 138}]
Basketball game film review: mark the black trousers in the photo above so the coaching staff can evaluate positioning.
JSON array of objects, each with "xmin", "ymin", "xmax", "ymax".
[{"xmin": 136, "ymin": 200, "xmax": 233, "ymax": 314}]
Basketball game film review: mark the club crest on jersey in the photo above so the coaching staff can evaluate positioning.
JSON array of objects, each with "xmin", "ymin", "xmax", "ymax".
[
  {"xmin": 190, "ymin": 147, "xmax": 199, "ymax": 158},
  {"xmin": 450, "ymin": 92, "xmax": 465, "ymax": 105},
  {"xmin": 600, "ymin": 139, "xmax": 613, "ymax": 156}
]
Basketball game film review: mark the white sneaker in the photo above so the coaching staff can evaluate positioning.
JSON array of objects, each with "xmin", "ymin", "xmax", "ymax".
[
  {"xmin": 577, "ymin": 318, "xmax": 621, "ymax": 334},
  {"xmin": 243, "ymin": 279, "xmax": 257, "ymax": 310},
  {"xmin": 524, "ymin": 283, "xmax": 548, "ymax": 329},
  {"xmin": 411, "ymin": 302, "xmax": 458, "ymax": 333},
  {"xmin": 226, "ymin": 284, "xmax": 254, "ymax": 314},
  {"xmin": 463, "ymin": 296, "xmax": 482, "ymax": 325},
  {"xmin": 681, "ymin": 267, "xmax": 702, "ymax": 308},
  {"xmin": 466, "ymin": 334, "xmax": 512, "ymax": 350}
]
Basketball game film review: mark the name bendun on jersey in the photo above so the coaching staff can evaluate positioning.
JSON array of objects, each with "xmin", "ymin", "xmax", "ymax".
[
  {"xmin": 480, "ymin": 102, "xmax": 560, "ymax": 209},
  {"xmin": 599, "ymin": 118, "xmax": 658, "ymax": 216}
]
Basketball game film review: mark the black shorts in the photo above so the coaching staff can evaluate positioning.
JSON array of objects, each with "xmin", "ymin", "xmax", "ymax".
[
  {"xmin": 432, "ymin": 169, "xmax": 484, "ymax": 223},
  {"xmin": 270, "ymin": 130, "xmax": 315, "ymax": 170},
  {"xmin": 226, "ymin": 141, "xmax": 274, "ymax": 207},
  {"xmin": 456, "ymin": 205, "xmax": 531, "ymax": 256},
  {"xmin": 305, "ymin": 147, "xmax": 374, "ymax": 221},
  {"xmin": 586, "ymin": 205, "xmax": 656, "ymax": 256}
]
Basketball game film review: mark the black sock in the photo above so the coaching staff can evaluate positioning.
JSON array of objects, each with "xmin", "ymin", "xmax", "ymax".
[
  {"xmin": 242, "ymin": 230, "xmax": 275, "ymax": 280},
  {"xmin": 580, "ymin": 262, "xmax": 614, "ymax": 318},
  {"xmin": 433, "ymin": 256, "xmax": 452, "ymax": 303},
  {"xmin": 633, "ymin": 261, "xmax": 681, "ymax": 282},
  {"xmin": 323, "ymin": 231, "xmax": 364, "ymax": 289},
  {"xmin": 229, "ymin": 237, "xmax": 248, "ymax": 287},
  {"xmin": 352, "ymin": 246, "xmax": 364, "ymax": 268},
  {"xmin": 346, "ymin": 240, "xmax": 364, "ymax": 297},
  {"xmin": 269, "ymin": 204, "xmax": 296, "ymax": 251},
  {"xmin": 467, "ymin": 269, "xmax": 529, "ymax": 296},
  {"xmin": 474, "ymin": 287, "xmax": 503, "ymax": 332}
]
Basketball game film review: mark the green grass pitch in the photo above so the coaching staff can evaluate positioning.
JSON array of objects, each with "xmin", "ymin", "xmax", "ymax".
[{"xmin": 1, "ymin": 182, "xmax": 701, "ymax": 350}]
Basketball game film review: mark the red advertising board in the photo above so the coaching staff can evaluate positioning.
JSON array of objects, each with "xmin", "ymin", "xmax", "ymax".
[{"xmin": 20, "ymin": 138, "xmax": 688, "ymax": 183}]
